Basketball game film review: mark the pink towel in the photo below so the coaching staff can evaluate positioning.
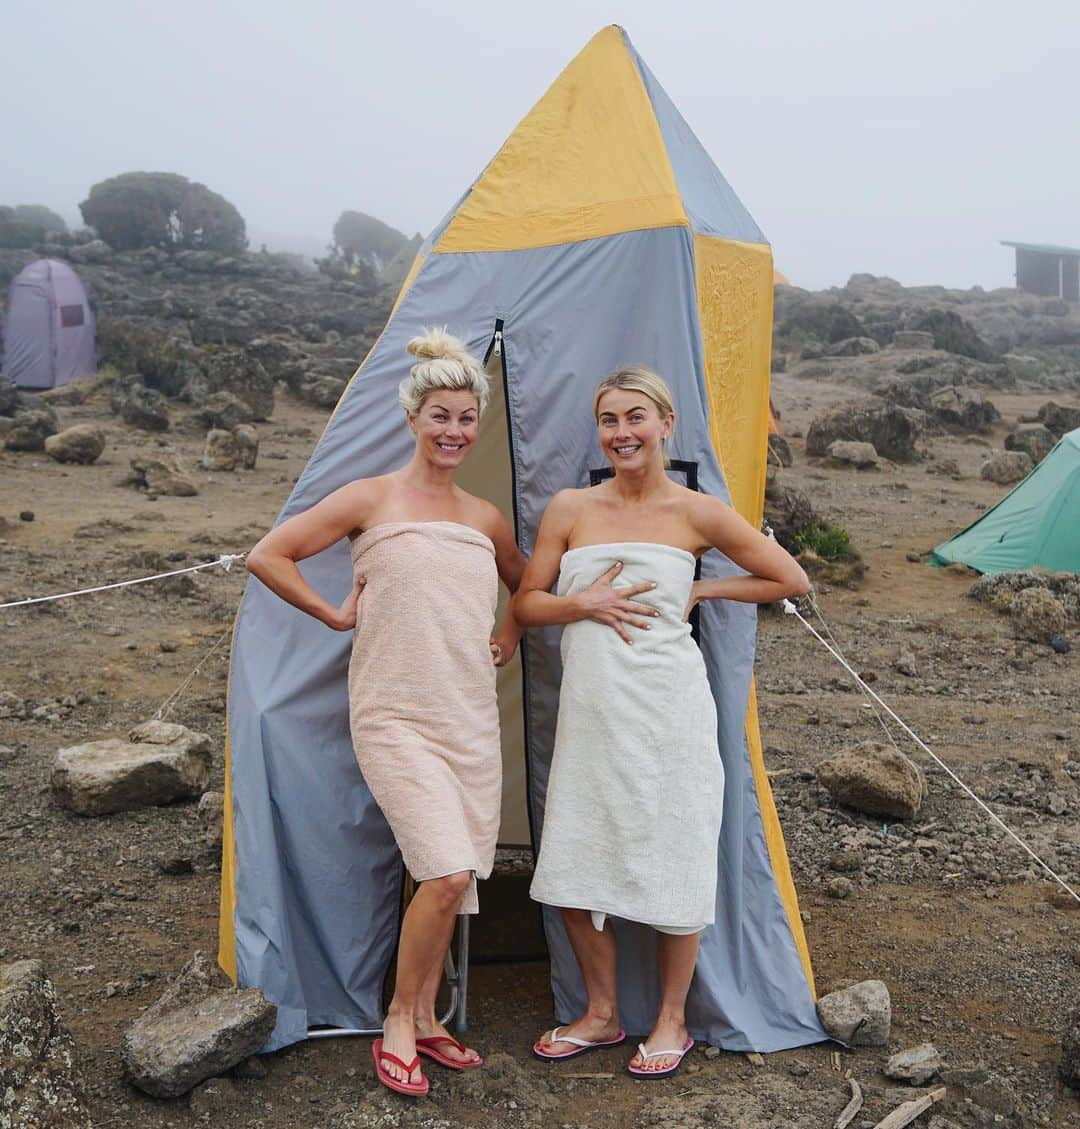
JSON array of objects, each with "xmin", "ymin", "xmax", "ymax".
[{"xmin": 348, "ymin": 521, "xmax": 501, "ymax": 913}]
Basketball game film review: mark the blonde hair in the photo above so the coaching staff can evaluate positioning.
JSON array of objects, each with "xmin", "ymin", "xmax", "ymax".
[
  {"xmin": 593, "ymin": 367, "xmax": 676, "ymax": 461},
  {"xmin": 399, "ymin": 327, "xmax": 490, "ymax": 416}
]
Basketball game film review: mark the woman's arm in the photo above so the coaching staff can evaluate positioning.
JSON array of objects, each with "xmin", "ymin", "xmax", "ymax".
[
  {"xmin": 512, "ymin": 491, "xmax": 659, "ymax": 645},
  {"xmin": 684, "ymin": 494, "xmax": 810, "ymax": 616},
  {"xmin": 485, "ymin": 507, "xmax": 528, "ymax": 666},
  {"xmin": 245, "ymin": 480, "xmax": 374, "ymax": 630}
]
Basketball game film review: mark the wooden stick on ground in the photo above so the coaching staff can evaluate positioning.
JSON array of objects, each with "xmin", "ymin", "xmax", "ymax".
[
  {"xmin": 872, "ymin": 1086, "xmax": 946, "ymax": 1129},
  {"xmin": 834, "ymin": 1078, "xmax": 863, "ymax": 1129}
]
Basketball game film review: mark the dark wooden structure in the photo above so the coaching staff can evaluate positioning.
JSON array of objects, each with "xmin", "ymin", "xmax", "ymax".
[{"xmin": 1001, "ymin": 240, "xmax": 1080, "ymax": 301}]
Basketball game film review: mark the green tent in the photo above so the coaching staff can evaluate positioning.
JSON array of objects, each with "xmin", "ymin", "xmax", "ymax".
[{"xmin": 932, "ymin": 428, "xmax": 1080, "ymax": 573}]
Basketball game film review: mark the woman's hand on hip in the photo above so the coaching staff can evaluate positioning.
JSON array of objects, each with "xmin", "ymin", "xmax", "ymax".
[
  {"xmin": 328, "ymin": 577, "xmax": 366, "ymax": 630},
  {"xmin": 682, "ymin": 579, "xmax": 705, "ymax": 622},
  {"xmin": 577, "ymin": 562, "xmax": 658, "ymax": 645}
]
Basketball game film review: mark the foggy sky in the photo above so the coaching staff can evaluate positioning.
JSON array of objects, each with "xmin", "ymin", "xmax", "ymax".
[{"xmin": 6, "ymin": 0, "xmax": 1079, "ymax": 291}]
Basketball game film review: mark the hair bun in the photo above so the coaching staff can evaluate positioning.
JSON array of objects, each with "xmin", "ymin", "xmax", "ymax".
[{"xmin": 406, "ymin": 326, "xmax": 469, "ymax": 363}]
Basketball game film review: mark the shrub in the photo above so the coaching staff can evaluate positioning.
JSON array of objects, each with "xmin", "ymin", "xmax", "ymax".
[
  {"xmin": 331, "ymin": 210, "xmax": 408, "ymax": 269},
  {"xmin": 12, "ymin": 204, "xmax": 67, "ymax": 233},
  {"xmin": 0, "ymin": 220, "xmax": 45, "ymax": 248},
  {"xmin": 79, "ymin": 171, "xmax": 246, "ymax": 253},
  {"xmin": 795, "ymin": 519, "xmax": 852, "ymax": 562}
]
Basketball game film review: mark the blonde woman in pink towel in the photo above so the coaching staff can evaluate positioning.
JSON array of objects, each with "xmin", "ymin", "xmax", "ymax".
[
  {"xmin": 514, "ymin": 367, "xmax": 808, "ymax": 1079},
  {"xmin": 246, "ymin": 328, "xmax": 525, "ymax": 1097}
]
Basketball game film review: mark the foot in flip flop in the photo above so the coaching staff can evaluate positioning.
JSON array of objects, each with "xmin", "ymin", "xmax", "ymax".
[
  {"xmin": 373, "ymin": 1012, "xmax": 427, "ymax": 1095},
  {"xmin": 627, "ymin": 1019, "xmax": 694, "ymax": 1078},
  {"xmin": 533, "ymin": 1016, "xmax": 626, "ymax": 1061},
  {"xmin": 415, "ymin": 1019, "xmax": 483, "ymax": 1070}
]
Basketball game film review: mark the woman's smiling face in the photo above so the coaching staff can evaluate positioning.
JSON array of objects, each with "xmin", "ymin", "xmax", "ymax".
[
  {"xmin": 408, "ymin": 389, "xmax": 480, "ymax": 468},
  {"xmin": 596, "ymin": 387, "xmax": 673, "ymax": 471}
]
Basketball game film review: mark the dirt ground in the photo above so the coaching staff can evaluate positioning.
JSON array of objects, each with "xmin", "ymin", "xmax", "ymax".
[{"xmin": 1, "ymin": 375, "xmax": 1078, "ymax": 1128}]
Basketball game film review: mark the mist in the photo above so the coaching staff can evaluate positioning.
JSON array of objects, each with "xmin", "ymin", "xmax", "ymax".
[{"xmin": 5, "ymin": 0, "xmax": 1079, "ymax": 290}]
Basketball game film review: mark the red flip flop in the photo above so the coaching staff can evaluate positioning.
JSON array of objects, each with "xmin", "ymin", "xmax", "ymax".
[
  {"xmin": 416, "ymin": 1035, "xmax": 484, "ymax": 1070},
  {"xmin": 372, "ymin": 1037, "xmax": 429, "ymax": 1096}
]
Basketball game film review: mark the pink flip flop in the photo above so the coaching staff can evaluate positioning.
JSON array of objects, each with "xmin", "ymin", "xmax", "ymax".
[
  {"xmin": 372, "ymin": 1037, "xmax": 429, "ymax": 1096},
  {"xmin": 416, "ymin": 1035, "xmax": 484, "ymax": 1070},
  {"xmin": 533, "ymin": 1025, "xmax": 627, "ymax": 1061},
  {"xmin": 626, "ymin": 1036, "xmax": 695, "ymax": 1079}
]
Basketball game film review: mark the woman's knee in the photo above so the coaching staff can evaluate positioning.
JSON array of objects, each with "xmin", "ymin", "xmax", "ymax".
[{"xmin": 424, "ymin": 870, "xmax": 471, "ymax": 907}]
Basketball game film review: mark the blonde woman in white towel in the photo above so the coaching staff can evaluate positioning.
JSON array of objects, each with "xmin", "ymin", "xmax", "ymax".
[
  {"xmin": 246, "ymin": 328, "xmax": 525, "ymax": 1097},
  {"xmin": 514, "ymin": 367, "xmax": 809, "ymax": 1079}
]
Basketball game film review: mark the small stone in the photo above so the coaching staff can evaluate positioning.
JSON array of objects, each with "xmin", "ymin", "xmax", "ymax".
[
  {"xmin": 817, "ymin": 741, "xmax": 927, "ymax": 820},
  {"xmin": 1051, "ymin": 636, "xmax": 1071, "ymax": 654},
  {"xmin": 160, "ymin": 640, "xmax": 178, "ymax": 653},
  {"xmin": 157, "ymin": 855, "xmax": 194, "ymax": 876},
  {"xmin": 885, "ymin": 1043, "xmax": 943, "ymax": 1084},
  {"xmin": 198, "ymin": 791, "xmax": 225, "ymax": 851},
  {"xmin": 19, "ymin": 510, "xmax": 34, "ymax": 522},
  {"xmin": 906, "ymin": 551, "xmax": 921, "ymax": 562},
  {"xmin": 704, "ymin": 1044, "xmax": 721, "ymax": 1059},
  {"xmin": 826, "ymin": 876, "xmax": 854, "ymax": 899},
  {"xmin": 894, "ymin": 649, "xmax": 918, "ymax": 677},
  {"xmin": 829, "ymin": 849, "xmax": 864, "ymax": 873},
  {"xmin": 1048, "ymin": 794, "xmax": 1068, "ymax": 816},
  {"xmin": 815, "ymin": 980, "xmax": 891, "ymax": 1046},
  {"xmin": 788, "ymin": 1058, "xmax": 811, "ymax": 1076}
]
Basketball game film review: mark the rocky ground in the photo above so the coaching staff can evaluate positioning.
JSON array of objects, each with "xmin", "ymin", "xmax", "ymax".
[{"xmin": 2, "ymin": 265, "xmax": 1080, "ymax": 1127}]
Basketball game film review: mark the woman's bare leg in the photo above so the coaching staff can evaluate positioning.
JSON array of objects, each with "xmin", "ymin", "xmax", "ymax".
[
  {"xmin": 535, "ymin": 908, "xmax": 622, "ymax": 1054},
  {"xmin": 627, "ymin": 931, "xmax": 700, "ymax": 1072},
  {"xmin": 379, "ymin": 871, "xmax": 471, "ymax": 1084},
  {"xmin": 413, "ymin": 907, "xmax": 481, "ymax": 1066}
]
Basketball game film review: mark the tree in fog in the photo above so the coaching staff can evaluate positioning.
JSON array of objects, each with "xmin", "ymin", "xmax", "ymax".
[
  {"xmin": 331, "ymin": 210, "xmax": 407, "ymax": 270},
  {"xmin": 12, "ymin": 205, "xmax": 67, "ymax": 233},
  {"xmin": 80, "ymin": 172, "xmax": 246, "ymax": 253}
]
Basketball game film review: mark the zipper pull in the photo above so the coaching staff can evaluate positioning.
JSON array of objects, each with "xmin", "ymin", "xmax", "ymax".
[{"xmin": 493, "ymin": 330, "xmax": 503, "ymax": 358}]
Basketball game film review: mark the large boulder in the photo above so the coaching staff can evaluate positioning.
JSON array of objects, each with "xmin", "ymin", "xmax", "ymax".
[
  {"xmin": 816, "ymin": 740, "xmax": 927, "ymax": 819},
  {"xmin": 1010, "ymin": 588, "xmax": 1067, "ymax": 643},
  {"xmin": 910, "ymin": 309, "xmax": 997, "ymax": 361},
  {"xmin": 1004, "ymin": 424, "xmax": 1055, "ymax": 465},
  {"xmin": 4, "ymin": 409, "xmax": 58, "ymax": 452},
  {"xmin": 0, "ymin": 960, "xmax": 91, "ymax": 1128},
  {"xmin": 43, "ymin": 424, "xmax": 105, "ymax": 465},
  {"xmin": 111, "ymin": 375, "xmax": 171, "ymax": 432},
  {"xmin": 1038, "ymin": 401, "xmax": 1080, "ymax": 437},
  {"xmin": 182, "ymin": 350, "xmax": 274, "ymax": 420},
  {"xmin": 815, "ymin": 980, "xmax": 891, "ymax": 1046},
  {"xmin": 892, "ymin": 330, "xmax": 935, "ymax": 350},
  {"xmin": 300, "ymin": 375, "xmax": 347, "ymax": 409},
  {"xmin": 130, "ymin": 449, "xmax": 199, "ymax": 496},
  {"xmin": 825, "ymin": 440, "xmax": 879, "ymax": 469},
  {"xmin": 806, "ymin": 402, "xmax": 924, "ymax": 462},
  {"xmin": 121, "ymin": 951, "xmax": 276, "ymax": 1098},
  {"xmin": 1061, "ymin": 1005, "xmax": 1080, "ymax": 1089},
  {"xmin": 51, "ymin": 719, "xmax": 212, "ymax": 816},
  {"xmin": 190, "ymin": 390, "xmax": 254, "ymax": 431},
  {"xmin": 763, "ymin": 474, "xmax": 817, "ymax": 555},
  {"xmin": 232, "ymin": 424, "xmax": 258, "ymax": 469},
  {"xmin": 980, "ymin": 449, "xmax": 1032, "ymax": 485},
  {"xmin": 927, "ymin": 386, "xmax": 999, "ymax": 434},
  {"xmin": 827, "ymin": 336, "xmax": 880, "ymax": 357}
]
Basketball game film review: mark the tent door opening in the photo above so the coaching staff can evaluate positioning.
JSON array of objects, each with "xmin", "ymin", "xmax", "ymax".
[{"xmin": 451, "ymin": 319, "xmax": 548, "ymax": 965}]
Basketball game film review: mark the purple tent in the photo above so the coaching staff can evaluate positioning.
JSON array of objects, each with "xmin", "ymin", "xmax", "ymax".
[{"xmin": 2, "ymin": 259, "xmax": 95, "ymax": 389}]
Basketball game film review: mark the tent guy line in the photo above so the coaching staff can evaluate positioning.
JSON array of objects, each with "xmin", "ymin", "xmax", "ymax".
[
  {"xmin": 783, "ymin": 599, "xmax": 1080, "ymax": 905},
  {"xmin": 0, "ymin": 553, "xmax": 247, "ymax": 609}
]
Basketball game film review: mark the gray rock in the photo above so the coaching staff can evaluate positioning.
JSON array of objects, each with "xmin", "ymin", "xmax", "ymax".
[
  {"xmin": 190, "ymin": 390, "xmax": 254, "ymax": 431},
  {"xmin": 1061, "ymin": 1005, "xmax": 1080, "ymax": 1088},
  {"xmin": 806, "ymin": 403, "xmax": 924, "ymax": 462},
  {"xmin": 1038, "ymin": 400, "xmax": 1080, "ymax": 437},
  {"xmin": 130, "ymin": 449, "xmax": 199, "ymax": 496},
  {"xmin": 68, "ymin": 238, "xmax": 112, "ymax": 264},
  {"xmin": 51, "ymin": 719, "xmax": 212, "ymax": 816},
  {"xmin": 0, "ymin": 960, "xmax": 91, "ymax": 1128},
  {"xmin": 0, "ymin": 377, "xmax": 17, "ymax": 416},
  {"xmin": 111, "ymin": 375, "xmax": 171, "ymax": 431},
  {"xmin": 43, "ymin": 424, "xmax": 105, "ymax": 465},
  {"xmin": 827, "ymin": 336, "xmax": 880, "ymax": 356},
  {"xmin": 927, "ymin": 386, "xmax": 999, "ymax": 434},
  {"xmin": 892, "ymin": 330, "xmax": 935, "ymax": 350},
  {"xmin": 816, "ymin": 740, "xmax": 927, "ymax": 819},
  {"xmin": 894, "ymin": 648, "xmax": 918, "ymax": 677},
  {"xmin": 885, "ymin": 1043, "xmax": 943, "ymax": 1084},
  {"xmin": 232, "ymin": 424, "xmax": 258, "ymax": 469},
  {"xmin": 1010, "ymin": 587, "xmax": 1067, "ymax": 643},
  {"xmin": 5, "ymin": 409, "xmax": 58, "ymax": 452},
  {"xmin": 199, "ymin": 790, "xmax": 225, "ymax": 850},
  {"xmin": 201, "ymin": 429, "xmax": 239, "ymax": 471},
  {"xmin": 1002, "ymin": 353, "xmax": 1042, "ymax": 381},
  {"xmin": 815, "ymin": 979, "xmax": 891, "ymax": 1046},
  {"xmin": 826, "ymin": 439, "xmax": 879, "ymax": 468},
  {"xmin": 121, "ymin": 951, "xmax": 276, "ymax": 1099},
  {"xmin": 184, "ymin": 350, "xmax": 274, "ymax": 420},
  {"xmin": 1005, "ymin": 423, "xmax": 1055, "ymax": 465},
  {"xmin": 768, "ymin": 433, "xmax": 792, "ymax": 468},
  {"xmin": 300, "ymin": 375, "xmax": 347, "ymax": 409},
  {"xmin": 826, "ymin": 876, "xmax": 853, "ymax": 899},
  {"xmin": 980, "ymin": 449, "xmax": 1032, "ymax": 485}
]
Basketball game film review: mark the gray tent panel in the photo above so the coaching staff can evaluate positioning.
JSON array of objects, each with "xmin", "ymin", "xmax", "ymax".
[
  {"xmin": 2, "ymin": 258, "xmax": 95, "ymax": 390},
  {"xmin": 228, "ymin": 226, "xmax": 821, "ymax": 1052}
]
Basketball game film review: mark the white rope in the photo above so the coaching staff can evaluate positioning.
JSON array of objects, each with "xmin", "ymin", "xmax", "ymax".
[
  {"xmin": 0, "ymin": 553, "xmax": 247, "ymax": 609},
  {"xmin": 783, "ymin": 598, "xmax": 1080, "ymax": 905},
  {"xmin": 155, "ymin": 628, "xmax": 233, "ymax": 722}
]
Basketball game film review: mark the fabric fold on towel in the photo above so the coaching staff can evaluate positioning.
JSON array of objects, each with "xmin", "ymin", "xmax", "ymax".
[
  {"xmin": 531, "ymin": 541, "xmax": 725, "ymax": 930},
  {"xmin": 348, "ymin": 521, "xmax": 501, "ymax": 914}
]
